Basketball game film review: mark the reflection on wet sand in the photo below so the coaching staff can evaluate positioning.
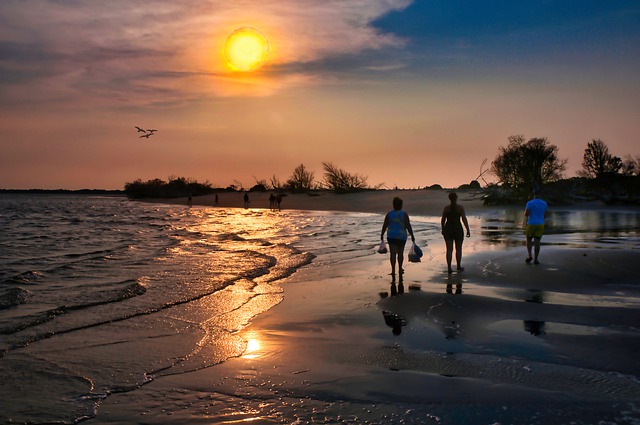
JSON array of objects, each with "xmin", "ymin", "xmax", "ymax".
[{"xmin": 445, "ymin": 272, "xmax": 463, "ymax": 295}]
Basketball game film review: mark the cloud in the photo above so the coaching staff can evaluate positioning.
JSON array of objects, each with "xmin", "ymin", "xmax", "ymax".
[{"xmin": 0, "ymin": 0, "xmax": 411, "ymax": 107}]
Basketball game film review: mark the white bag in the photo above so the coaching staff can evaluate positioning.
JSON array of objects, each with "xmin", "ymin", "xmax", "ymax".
[
  {"xmin": 377, "ymin": 240, "xmax": 387, "ymax": 254},
  {"xmin": 408, "ymin": 242, "xmax": 423, "ymax": 262}
]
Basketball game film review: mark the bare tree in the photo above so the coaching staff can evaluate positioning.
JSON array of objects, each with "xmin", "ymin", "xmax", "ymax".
[
  {"xmin": 321, "ymin": 162, "xmax": 369, "ymax": 192},
  {"xmin": 270, "ymin": 175, "xmax": 284, "ymax": 191},
  {"xmin": 286, "ymin": 164, "xmax": 315, "ymax": 192},
  {"xmin": 579, "ymin": 139, "xmax": 622, "ymax": 178}
]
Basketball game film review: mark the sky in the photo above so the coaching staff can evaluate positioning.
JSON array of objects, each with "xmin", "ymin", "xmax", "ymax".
[{"xmin": 1, "ymin": 0, "xmax": 639, "ymax": 190}]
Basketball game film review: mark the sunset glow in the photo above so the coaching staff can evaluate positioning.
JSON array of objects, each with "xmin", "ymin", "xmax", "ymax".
[{"xmin": 0, "ymin": 1, "xmax": 638, "ymax": 190}]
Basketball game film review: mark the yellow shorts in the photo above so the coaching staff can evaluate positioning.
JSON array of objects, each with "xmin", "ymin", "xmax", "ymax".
[{"xmin": 525, "ymin": 224, "xmax": 545, "ymax": 239}]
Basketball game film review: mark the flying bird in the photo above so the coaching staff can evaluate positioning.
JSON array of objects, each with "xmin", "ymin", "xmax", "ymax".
[
  {"xmin": 139, "ymin": 133, "xmax": 153, "ymax": 139},
  {"xmin": 146, "ymin": 129, "xmax": 157, "ymax": 134},
  {"xmin": 134, "ymin": 126, "xmax": 147, "ymax": 133}
]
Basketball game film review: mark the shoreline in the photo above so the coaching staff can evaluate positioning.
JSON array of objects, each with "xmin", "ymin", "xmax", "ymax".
[{"xmin": 137, "ymin": 189, "xmax": 628, "ymax": 217}]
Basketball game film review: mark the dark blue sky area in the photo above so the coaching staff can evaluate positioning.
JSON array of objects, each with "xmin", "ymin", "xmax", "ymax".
[{"xmin": 374, "ymin": 1, "xmax": 640, "ymax": 39}]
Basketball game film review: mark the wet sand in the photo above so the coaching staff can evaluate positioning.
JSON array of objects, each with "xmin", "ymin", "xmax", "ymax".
[{"xmin": 102, "ymin": 192, "xmax": 640, "ymax": 424}]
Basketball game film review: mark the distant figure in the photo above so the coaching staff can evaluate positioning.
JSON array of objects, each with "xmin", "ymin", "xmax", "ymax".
[
  {"xmin": 187, "ymin": 192, "xmax": 192, "ymax": 207},
  {"xmin": 243, "ymin": 192, "xmax": 250, "ymax": 208},
  {"xmin": 276, "ymin": 193, "xmax": 282, "ymax": 211},
  {"xmin": 524, "ymin": 188, "xmax": 548, "ymax": 265},
  {"xmin": 380, "ymin": 197, "xmax": 415, "ymax": 279},
  {"xmin": 214, "ymin": 193, "xmax": 218, "ymax": 206},
  {"xmin": 269, "ymin": 193, "xmax": 276, "ymax": 210},
  {"xmin": 441, "ymin": 192, "xmax": 471, "ymax": 273}
]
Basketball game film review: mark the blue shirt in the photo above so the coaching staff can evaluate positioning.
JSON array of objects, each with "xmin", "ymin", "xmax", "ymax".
[
  {"xmin": 526, "ymin": 198, "xmax": 548, "ymax": 225},
  {"xmin": 387, "ymin": 210, "xmax": 407, "ymax": 240}
]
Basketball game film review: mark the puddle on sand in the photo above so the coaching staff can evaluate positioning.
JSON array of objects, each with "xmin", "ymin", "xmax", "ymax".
[{"xmin": 429, "ymin": 282, "xmax": 640, "ymax": 309}]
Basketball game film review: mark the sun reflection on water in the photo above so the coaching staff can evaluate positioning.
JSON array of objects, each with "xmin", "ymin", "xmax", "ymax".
[{"xmin": 242, "ymin": 333, "xmax": 263, "ymax": 359}]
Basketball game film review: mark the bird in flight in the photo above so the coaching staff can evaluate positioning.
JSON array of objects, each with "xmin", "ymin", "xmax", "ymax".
[{"xmin": 135, "ymin": 126, "xmax": 158, "ymax": 140}]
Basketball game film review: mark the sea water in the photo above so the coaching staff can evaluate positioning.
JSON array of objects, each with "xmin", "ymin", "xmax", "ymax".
[
  {"xmin": 0, "ymin": 194, "xmax": 386, "ymax": 423},
  {"xmin": 1, "ymin": 194, "xmax": 639, "ymax": 424}
]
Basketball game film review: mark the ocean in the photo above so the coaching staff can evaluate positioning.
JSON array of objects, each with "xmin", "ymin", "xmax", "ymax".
[
  {"xmin": 0, "ymin": 194, "xmax": 386, "ymax": 423},
  {"xmin": 1, "ymin": 194, "xmax": 639, "ymax": 424}
]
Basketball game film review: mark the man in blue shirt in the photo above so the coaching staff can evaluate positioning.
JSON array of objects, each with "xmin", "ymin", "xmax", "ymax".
[{"xmin": 524, "ymin": 189, "xmax": 548, "ymax": 265}]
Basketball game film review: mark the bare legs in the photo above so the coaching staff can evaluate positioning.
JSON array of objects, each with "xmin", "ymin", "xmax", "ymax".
[
  {"xmin": 445, "ymin": 238, "xmax": 464, "ymax": 273},
  {"xmin": 526, "ymin": 236, "xmax": 541, "ymax": 264},
  {"xmin": 388, "ymin": 243, "xmax": 405, "ymax": 278}
]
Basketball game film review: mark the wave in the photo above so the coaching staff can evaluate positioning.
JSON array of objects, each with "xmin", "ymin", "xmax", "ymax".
[
  {"xmin": 0, "ymin": 280, "xmax": 148, "ymax": 336},
  {"xmin": 0, "ymin": 287, "xmax": 32, "ymax": 309}
]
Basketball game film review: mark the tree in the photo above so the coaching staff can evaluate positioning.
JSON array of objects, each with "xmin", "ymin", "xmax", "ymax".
[
  {"xmin": 286, "ymin": 164, "xmax": 315, "ymax": 192},
  {"xmin": 579, "ymin": 139, "xmax": 622, "ymax": 178},
  {"xmin": 491, "ymin": 135, "xmax": 566, "ymax": 189},
  {"xmin": 321, "ymin": 162, "xmax": 369, "ymax": 192},
  {"xmin": 622, "ymin": 155, "xmax": 640, "ymax": 176},
  {"xmin": 270, "ymin": 175, "xmax": 284, "ymax": 191}
]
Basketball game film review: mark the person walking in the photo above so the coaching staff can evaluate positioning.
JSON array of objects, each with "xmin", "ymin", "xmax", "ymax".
[
  {"xmin": 524, "ymin": 188, "xmax": 548, "ymax": 265},
  {"xmin": 381, "ymin": 197, "xmax": 415, "ymax": 279},
  {"xmin": 441, "ymin": 192, "xmax": 471, "ymax": 273},
  {"xmin": 243, "ymin": 192, "xmax": 250, "ymax": 209}
]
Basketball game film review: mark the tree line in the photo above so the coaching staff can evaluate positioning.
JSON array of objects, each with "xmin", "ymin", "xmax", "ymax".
[
  {"xmin": 488, "ymin": 135, "xmax": 640, "ymax": 204},
  {"xmin": 125, "ymin": 137, "xmax": 639, "ymax": 204},
  {"xmin": 124, "ymin": 162, "xmax": 376, "ymax": 199}
]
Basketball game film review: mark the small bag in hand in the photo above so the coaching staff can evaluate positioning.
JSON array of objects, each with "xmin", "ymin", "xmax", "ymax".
[
  {"xmin": 408, "ymin": 242, "xmax": 423, "ymax": 262},
  {"xmin": 377, "ymin": 240, "xmax": 388, "ymax": 254}
]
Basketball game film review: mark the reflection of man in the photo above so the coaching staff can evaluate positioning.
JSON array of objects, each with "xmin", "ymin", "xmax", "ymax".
[{"xmin": 524, "ymin": 189, "xmax": 548, "ymax": 265}]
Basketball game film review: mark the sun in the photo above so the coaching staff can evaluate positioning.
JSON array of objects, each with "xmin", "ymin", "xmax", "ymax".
[{"xmin": 224, "ymin": 27, "xmax": 270, "ymax": 72}]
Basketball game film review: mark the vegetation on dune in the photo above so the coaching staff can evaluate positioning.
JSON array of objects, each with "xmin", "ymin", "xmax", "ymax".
[
  {"xmin": 485, "ymin": 135, "xmax": 640, "ymax": 205},
  {"xmin": 124, "ymin": 136, "xmax": 639, "ymax": 205},
  {"xmin": 124, "ymin": 176, "xmax": 219, "ymax": 199}
]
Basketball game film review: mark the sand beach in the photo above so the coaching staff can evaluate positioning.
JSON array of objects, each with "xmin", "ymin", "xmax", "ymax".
[{"xmin": 98, "ymin": 190, "xmax": 640, "ymax": 424}]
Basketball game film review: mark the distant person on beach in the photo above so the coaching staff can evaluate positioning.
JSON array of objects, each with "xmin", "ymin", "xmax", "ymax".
[
  {"xmin": 214, "ymin": 193, "xmax": 218, "ymax": 206},
  {"xmin": 276, "ymin": 193, "xmax": 282, "ymax": 210},
  {"xmin": 524, "ymin": 189, "xmax": 548, "ymax": 265},
  {"xmin": 187, "ymin": 193, "xmax": 192, "ymax": 207},
  {"xmin": 441, "ymin": 192, "xmax": 471, "ymax": 273},
  {"xmin": 269, "ymin": 193, "xmax": 276, "ymax": 210},
  {"xmin": 243, "ymin": 192, "xmax": 250, "ymax": 208},
  {"xmin": 381, "ymin": 197, "xmax": 415, "ymax": 279}
]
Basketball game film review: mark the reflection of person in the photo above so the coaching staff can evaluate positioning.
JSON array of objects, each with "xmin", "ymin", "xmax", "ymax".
[
  {"xmin": 382, "ymin": 310, "xmax": 406, "ymax": 335},
  {"xmin": 446, "ymin": 274, "xmax": 463, "ymax": 295},
  {"xmin": 524, "ymin": 189, "xmax": 548, "ymax": 265},
  {"xmin": 381, "ymin": 197, "xmax": 415, "ymax": 279},
  {"xmin": 441, "ymin": 192, "xmax": 470, "ymax": 273},
  {"xmin": 390, "ymin": 280, "xmax": 404, "ymax": 296}
]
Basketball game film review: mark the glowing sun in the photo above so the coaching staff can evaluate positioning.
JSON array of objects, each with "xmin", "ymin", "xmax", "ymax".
[{"xmin": 224, "ymin": 27, "xmax": 270, "ymax": 72}]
